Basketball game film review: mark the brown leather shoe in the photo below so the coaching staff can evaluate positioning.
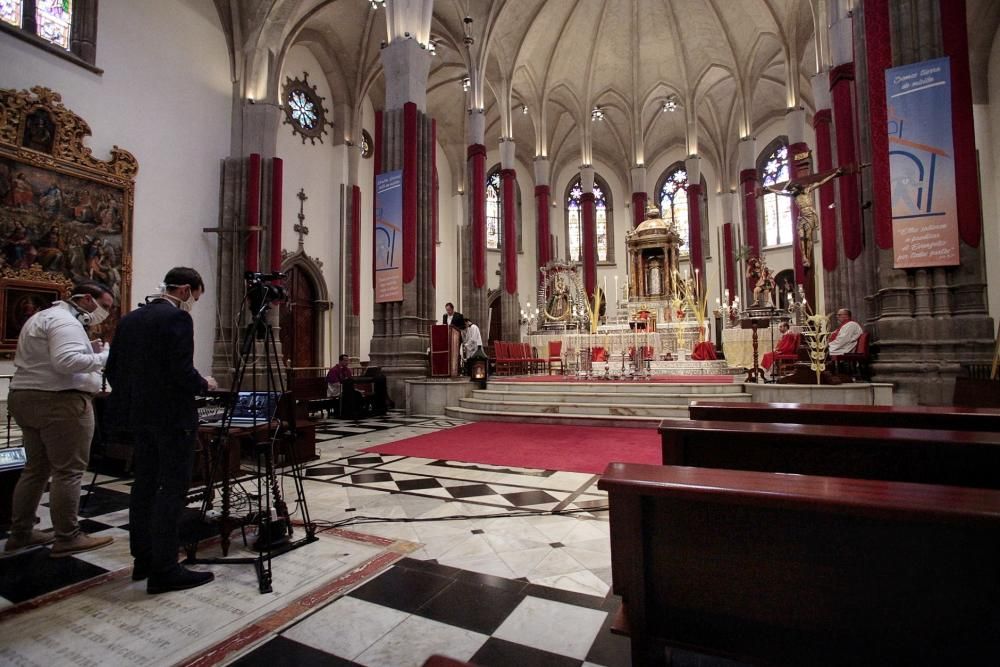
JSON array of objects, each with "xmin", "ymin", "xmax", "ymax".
[
  {"xmin": 3, "ymin": 530, "xmax": 55, "ymax": 555},
  {"xmin": 50, "ymin": 533, "xmax": 114, "ymax": 558}
]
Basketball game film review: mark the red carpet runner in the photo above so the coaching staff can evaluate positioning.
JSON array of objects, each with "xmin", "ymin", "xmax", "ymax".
[
  {"xmin": 504, "ymin": 375, "xmax": 737, "ymax": 383},
  {"xmin": 363, "ymin": 421, "xmax": 661, "ymax": 474}
]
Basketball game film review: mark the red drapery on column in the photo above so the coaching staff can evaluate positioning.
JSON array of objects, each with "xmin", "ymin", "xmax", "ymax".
[
  {"xmin": 831, "ymin": 63, "xmax": 862, "ymax": 260},
  {"xmin": 351, "ymin": 185, "xmax": 361, "ymax": 315},
  {"xmin": 431, "ymin": 120, "xmax": 438, "ymax": 288},
  {"xmin": 402, "ymin": 102, "xmax": 418, "ymax": 283},
  {"xmin": 941, "ymin": 0, "xmax": 981, "ymax": 247},
  {"xmin": 864, "ymin": 0, "xmax": 893, "ymax": 249},
  {"xmin": 687, "ymin": 183, "xmax": 704, "ymax": 277},
  {"xmin": 245, "ymin": 153, "xmax": 261, "ymax": 273},
  {"xmin": 468, "ymin": 144, "xmax": 487, "ymax": 288},
  {"xmin": 788, "ymin": 142, "xmax": 811, "ymax": 284},
  {"xmin": 501, "ymin": 169, "xmax": 517, "ymax": 295},
  {"xmin": 535, "ymin": 185, "xmax": 551, "ymax": 268},
  {"xmin": 372, "ymin": 110, "xmax": 382, "ymax": 288},
  {"xmin": 581, "ymin": 192, "xmax": 597, "ymax": 297},
  {"xmin": 740, "ymin": 168, "xmax": 759, "ymax": 295},
  {"xmin": 723, "ymin": 222, "xmax": 736, "ymax": 303},
  {"xmin": 631, "ymin": 192, "xmax": 647, "ymax": 227},
  {"xmin": 814, "ymin": 109, "xmax": 838, "ymax": 271},
  {"xmin": 269, "ymin": 157, "xmax": 283, "ymax": 274}
]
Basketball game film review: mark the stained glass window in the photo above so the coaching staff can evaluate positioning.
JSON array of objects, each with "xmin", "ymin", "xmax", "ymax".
[
  {"xmin": 486, "ymin": 170, "xmax": 501, "ymax": 250},
  {"xmin": 0, "ymin": 0, "xmax": 23, "ymax": 27},
  {"xmin": 659, "ymin": 167, "xmax": 690, "ymax": 254},
  {"xmin": 566, "ymin": 177, "xmax": 611, "ymax": 263},
  {"xmin": 287, "ymin": 90, "xmax": 317, "ymax": 130},
  {"xmin": 35, "ymin": 0, "xmax": 72, "ymax": 50},
  {"xmin": 761, "ymin": 143, "xmax": 793, "ymax": 247}
]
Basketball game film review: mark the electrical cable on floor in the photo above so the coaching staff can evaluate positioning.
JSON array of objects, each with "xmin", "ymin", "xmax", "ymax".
[{"xmin": 287, "ymin": 504, "xmax": 609, "ymax": 531}]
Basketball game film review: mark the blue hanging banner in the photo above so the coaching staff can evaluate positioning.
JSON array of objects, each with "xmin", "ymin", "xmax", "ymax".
[{"xmin": 374, "ymin": 170, "xmax": 403, "ymax": 303}]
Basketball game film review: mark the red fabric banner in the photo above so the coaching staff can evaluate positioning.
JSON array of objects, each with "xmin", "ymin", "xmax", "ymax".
[
  {"xmin": 723, "ymin": 222, "xmax": 736, "ymax": 302},
  {"xmin": 501, "ymin": 168, "xmax": 517, "ymax": 295},
  {"xmin": 245, "ymin": 153, "xmax": 261, "ymax": 273},
  {"xmin": 269, "ymin": 157, "xmax": 282, "ymax": 274},
  {"xmin": 631, "ymin": 191, "xmax": 647, "ymax": 227},
  {"xmin": 581, "ymin": 191, "xmax": 597, "ymax": 297},
  {"xmin": 351, "ymin": 185, "xmax": 361, "ymax": 315},
  {"xmin": 373, "ymin": 110, "xmax": 382, "ymax": 289},
  {"xmin": 941, "ymin": 0, "xmax": 981, "ymax": 247},
  {"xmin": 831, "ymin": 63, "xmax": 862, "ymax": 260},
  {"xmin": 402, "ymin": 102, "xmax": 418, "ymax": 283},
  {"xmin": 687, "ymin": 183, "xmax": 704, "ymax": 277},
  {"xmin": 814, "ymin": 109, "xmax": 838, "ymax": 271},
  {"xmin": 468, "ymin": 144, "xmax": 487, "ymax": 288},
  {"xmin": 740, "ymin": 168, "xmax": 759, "ymax": 295},
  {"xmin": 431, "ymin": 119, "xmax": 437, "ymax": 288},
  {"xmin": 535, "ymin": 185, "xmax": 550, "ymax": 268},
  {"xmin": 864, "ymin": 0, "xmax": 893, "ymax": 249}
]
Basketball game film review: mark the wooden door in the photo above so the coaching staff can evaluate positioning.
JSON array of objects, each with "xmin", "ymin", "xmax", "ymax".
[{"xmin": 279, "ymin": 266, "xmax": 319, "ymax": 369}]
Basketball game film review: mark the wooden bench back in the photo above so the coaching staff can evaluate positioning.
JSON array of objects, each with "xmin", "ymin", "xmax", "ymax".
[
  {"xmin": 661, "ymin": 418, "xmax": 1000, "ymax": 489},
  {"xmin": 599, "ymin": 462, "xmax": 1000, "ymax": 665},
  {"xmin": 688, "ymin": 400, "xmax": 1000, "ymax": 431}
]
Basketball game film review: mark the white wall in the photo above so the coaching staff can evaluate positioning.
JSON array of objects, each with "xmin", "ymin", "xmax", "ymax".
[
  {"xmin": 0, "ymin": 0, "xmax": 232, "ymax": 385},
  {"xmin": 277, "ymin": 45, "xmax": 343, "ymax": 364}
]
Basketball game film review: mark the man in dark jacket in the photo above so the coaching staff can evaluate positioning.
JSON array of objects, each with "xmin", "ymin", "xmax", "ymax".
[{"xmin": 106, "ymin": 267, "xmax": 218, "ymax": 594}]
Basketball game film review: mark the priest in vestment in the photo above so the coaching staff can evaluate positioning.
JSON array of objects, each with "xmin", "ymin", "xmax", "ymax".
[
  {"xmin": 761, "ymin": 322, "xmax": 797, "ymax": 373},
  {"xmin": 828, "ymin": 309, "xmax": 863, "ymax": 356}
]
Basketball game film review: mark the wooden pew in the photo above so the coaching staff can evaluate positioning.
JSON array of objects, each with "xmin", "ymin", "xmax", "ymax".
[
  {"xmin": 660, "ymin": 419, "xmax": 1000, "ymax": 490},
  {"xmin": 688, "ymin": 400, "xmax": 1000, "ymax": 431},
  {"xmin": 599, "ymin": 462, "xmax": 1000, "ymax": 666}
]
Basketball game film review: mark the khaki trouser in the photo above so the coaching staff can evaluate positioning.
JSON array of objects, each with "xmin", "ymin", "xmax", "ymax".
[{"xmin": 8, "ymin": 389, "xmax": 95, "ymax": 541}]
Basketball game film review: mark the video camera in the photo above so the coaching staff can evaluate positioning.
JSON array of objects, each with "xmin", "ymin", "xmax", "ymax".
[{"xmin": 245, "ymin": 272, "xmax": 287, "ymax": 307}]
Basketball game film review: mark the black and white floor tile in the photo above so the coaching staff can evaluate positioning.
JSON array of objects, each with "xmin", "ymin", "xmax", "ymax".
[{"xmin": 1, "ymin": 410, "xmax": 644, "ymax": 666}]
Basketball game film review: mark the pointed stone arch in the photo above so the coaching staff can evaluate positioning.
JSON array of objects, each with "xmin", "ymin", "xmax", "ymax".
[{"xmin": 279, "ymin": 249, "xmax": 331, "ymax": 369}]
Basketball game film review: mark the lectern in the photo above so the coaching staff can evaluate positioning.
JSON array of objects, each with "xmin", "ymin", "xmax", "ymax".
[{"xmin": 430, "ymin": 324, "xmax": 461, "ymax": 377}]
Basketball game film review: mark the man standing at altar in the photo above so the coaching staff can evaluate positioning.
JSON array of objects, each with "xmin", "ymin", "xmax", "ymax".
[
  {"xmin": 761, "ymin": 321, "xmax": 798, "ymax": 377},
  {"xmin": 828, "ymin": 308, "xmax": 863, "ymax": 356},
  {"xmin": 442, "ymin": 302, "xmax": 462, "ymax": 325}
]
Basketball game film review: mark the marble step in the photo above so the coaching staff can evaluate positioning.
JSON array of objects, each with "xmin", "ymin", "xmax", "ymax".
[
  {"xmin": 470, "ymin": 389, "xmax": 752, "ymax": 406},
  {"xmin": 484, "ymin": 381, "xmax": 746, "ymax": 395},
  {"xmin": 457, "ymin": 397, "xmax": 694, "ymax": 418},
  {"xmin": 444, "ymin": 405, "xmax": 672, "ymax": 429}
]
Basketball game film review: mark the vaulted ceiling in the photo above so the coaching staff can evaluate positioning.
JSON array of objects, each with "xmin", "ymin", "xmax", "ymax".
[{"xmin": 222, "ymin": 0, "xmax": 1000, "ymax": 192}]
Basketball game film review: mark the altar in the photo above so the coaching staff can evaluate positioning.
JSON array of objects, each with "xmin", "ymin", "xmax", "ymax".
[{"xmin": 720, "ymin": 322, "xmax": 789, "ymax": 369}]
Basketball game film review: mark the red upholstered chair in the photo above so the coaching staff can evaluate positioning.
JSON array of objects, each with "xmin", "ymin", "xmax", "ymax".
[
  {"xmin": 591, "ymin": 346, "xmax": 608, "ymax": 363},
  {"xmin": 835, "ymin": 331, "xmax": 871, "ymax": 381},
  {"xmin": 772, "ymin": 332, "xmax": 802, "ymax": 378},
  {"xmin": 547, "ymin": 340, "xmax": 563, "ymax": 375}
]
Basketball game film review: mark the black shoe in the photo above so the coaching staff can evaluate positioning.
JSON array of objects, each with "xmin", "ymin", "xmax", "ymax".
[
  {"xmin": 131, "ymin": 560, "xmax": 150, "ymax": 581},
  {"xmin": 147, "ymin": 566, "xmax": 215, "ymax": 594}
]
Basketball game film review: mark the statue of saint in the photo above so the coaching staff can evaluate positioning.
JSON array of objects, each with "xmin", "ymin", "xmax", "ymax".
[
  {"xmin": 764, "ymin": 166, "xmax": 846, "ymax": 268},
  {"xmin": 545, "ymin": 275, "xmax": 571, "ymax": 321},
  {"xmin": 647, "ymin": 258, "xmax": 663, "ymax": 296},
  {"xmin": 747, "ymin": 256, "xmax": 776, "ymax": 307}
]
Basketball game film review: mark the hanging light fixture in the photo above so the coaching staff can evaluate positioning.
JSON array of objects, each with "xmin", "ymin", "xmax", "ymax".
[
  {"xmin": 662, "ymin": 95, "xmax": 679, "ymax": 113},
  {"xmin": 368, "ymin": 0, "xmax": 385, "ymax": 9},
  {"xmin": 463, "ymin": 16, "xmax": 475, "ymax": 46},
  {"xmin": 520, "ymin": 104, "xmax": 529, "ymax": 115},
  {"xmin": 591, "ymin": 106, "xmax": 605, "ymax": 122},
  {"xmin": 462, "ymin": 77, "xmax": 471, "ymax": 92}
]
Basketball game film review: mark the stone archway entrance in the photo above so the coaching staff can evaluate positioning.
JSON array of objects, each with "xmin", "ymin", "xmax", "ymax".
[{"xmin": 279, "ymin": 265, "xmax": 321, "ymax": 368}]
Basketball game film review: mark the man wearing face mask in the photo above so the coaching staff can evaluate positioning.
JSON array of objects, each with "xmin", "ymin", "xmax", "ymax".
[
  {"xmin": 106, "ymin": 267, "xmax": 218, "ymax": 593},
  {"xmin": 4, "ymin": 281, "xmax": 115, "ymax": 558}
]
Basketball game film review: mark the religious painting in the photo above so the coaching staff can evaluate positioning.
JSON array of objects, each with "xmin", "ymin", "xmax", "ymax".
[
  {"xmin": 0, "ymin": 267, "xmax": 73, "ymax": 348},
  {"xmin": 0, "ymin": 86, "xmax": 137, "ymax": 350}
]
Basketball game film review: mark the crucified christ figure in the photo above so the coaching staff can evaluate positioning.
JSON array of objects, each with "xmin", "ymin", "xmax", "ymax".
[{"xmin": 764, "ymin": 166, "xmax": 846, "ymax": 268}]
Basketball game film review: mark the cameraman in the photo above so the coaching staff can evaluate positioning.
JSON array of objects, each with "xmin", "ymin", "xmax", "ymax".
[{"xmin": 106, "ymin": 267, "xmax": 218, "ymax": 594}]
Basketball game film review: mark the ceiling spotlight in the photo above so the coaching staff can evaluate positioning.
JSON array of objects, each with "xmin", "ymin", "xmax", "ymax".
[
  {"xmin": 591, "ymin": 106, "xmax": 605, "ymax": 122},
  {"xmin": 368, "ymin": 0, "xmax": 384, "ymax": 9},
  {"xmin": 426, "ymin": 40, "xmax": 437, "ymax": 56},
  {"xmin": 463, "ymin": 16, "xmax": 475, "ymax": 46},
  {"xmin": 520, "ymin": 104, "xmax": 529, "ymax": 115},
  {"xmin": 462, "ymin": 77, "xmax": 471, "ymax": 92},
  {"xmin": 662, "ymin": 96, "xmax": 679, "ymax": 113}
]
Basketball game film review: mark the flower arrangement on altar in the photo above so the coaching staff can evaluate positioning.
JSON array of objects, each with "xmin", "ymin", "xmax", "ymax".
[
  {"xmin": 802, "ymin": 305, "xmax": 831, "ymax": 384},
  {"xmin": 684, "ymin": 271, "xmax": 709, "ymax": 343}
]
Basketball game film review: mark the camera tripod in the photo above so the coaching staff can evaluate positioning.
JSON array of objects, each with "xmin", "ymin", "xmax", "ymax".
[{"xmin": 184, "ymin": 273, "xmax": 317, "ymax": 593}]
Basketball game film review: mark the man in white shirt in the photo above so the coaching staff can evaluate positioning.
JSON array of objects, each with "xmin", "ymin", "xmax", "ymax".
[
  {"xmin": 828, "ymin": 308, "xmax": 863, "ymax": 356},
  {"xmin": 4, "ymin": 282, "xmax": 115, "ymax": 558}
]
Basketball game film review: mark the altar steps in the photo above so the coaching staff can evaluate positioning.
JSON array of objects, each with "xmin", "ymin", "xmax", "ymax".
[{"xmin": 445, "ymin": 380, "xmax": 751, "ymax": 428}]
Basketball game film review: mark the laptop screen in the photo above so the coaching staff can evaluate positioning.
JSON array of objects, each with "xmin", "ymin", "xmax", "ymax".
[{"xmin": 230, "ymin": 391, "xmax": 281, "ymax": 421}]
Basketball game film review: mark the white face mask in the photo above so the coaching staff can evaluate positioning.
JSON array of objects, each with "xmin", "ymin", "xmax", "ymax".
[
  {"xmin": 88, "ymin": 302, "xmax": 110, "ymax": 325},
  {"xmin": 178, "ymin": 291, "xmax": 195, "ymax": 313},
  {"xmin": 70, "ymin": 294, "xmax": 110, "ymax": 326}
]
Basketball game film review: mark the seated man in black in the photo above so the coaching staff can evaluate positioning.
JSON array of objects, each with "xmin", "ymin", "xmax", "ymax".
[{"xmin": 326, "ymin": 355, "xmax": 389, "ymax": 418}]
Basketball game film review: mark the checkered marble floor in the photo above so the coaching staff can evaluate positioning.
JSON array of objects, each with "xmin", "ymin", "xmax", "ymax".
[{"xmin": 0, "ymin": 411, "xmax": 669, "ymax": 666}]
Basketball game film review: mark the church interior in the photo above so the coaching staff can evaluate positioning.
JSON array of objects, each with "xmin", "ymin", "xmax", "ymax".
[{"xmin": 2, "ymin": 0, "xmax": 1000, "ymax": 665}]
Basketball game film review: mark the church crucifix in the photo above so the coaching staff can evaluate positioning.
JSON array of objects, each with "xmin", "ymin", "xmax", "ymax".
[{"xmin": 294, "ymin": 188, "xmax": 309, "ymax": 250}]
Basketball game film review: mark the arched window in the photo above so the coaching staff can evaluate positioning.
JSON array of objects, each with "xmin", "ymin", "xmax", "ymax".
[
  {"xmin": 759, "ymin": 140, "xmax": 794, "ymax": 247},
  {"xmin": 565, "ymin": 174, "xmax": 614, "ymax": 263},
  {"xmin": 658, "ymin": 166, "xmax": 690, "ymax": 255},
  {"xmin": 1, "ymin": 0, "xmax": 100, "ymax": 69},
  {"xmin": 485, "ymin": 168, "xmax": 501, "ymax": 250}
]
